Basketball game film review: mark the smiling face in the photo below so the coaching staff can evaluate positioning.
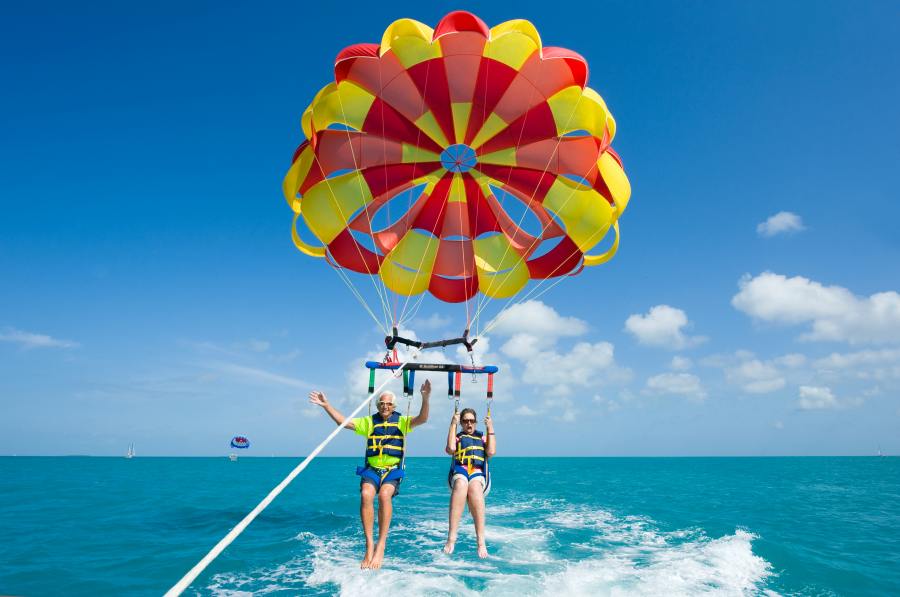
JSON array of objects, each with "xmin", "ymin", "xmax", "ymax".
[{"xmin": 376, "ymin": 392, "xmax": 395, "ymax": 416}]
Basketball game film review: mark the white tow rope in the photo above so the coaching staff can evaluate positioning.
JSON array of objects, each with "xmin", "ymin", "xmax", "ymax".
[{"xmin": 165, "ymin": 363, "xmax": 408, "ymax": 596}]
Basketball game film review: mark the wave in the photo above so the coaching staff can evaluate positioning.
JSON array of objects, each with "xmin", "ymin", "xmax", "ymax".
[{"xmin": 205, "ymin": 500, "xmax": 775, "ymax": 596}]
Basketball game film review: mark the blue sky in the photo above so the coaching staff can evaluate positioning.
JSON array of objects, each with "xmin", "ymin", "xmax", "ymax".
[{"xmin": 2, "ymin": 1, "xmax": 898, "ymax": 456}]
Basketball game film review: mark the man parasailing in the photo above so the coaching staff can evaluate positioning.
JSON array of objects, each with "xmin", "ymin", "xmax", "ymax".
[{"xmin": 309, "ymin": 381, "xmax": 431, "ymax": 569}]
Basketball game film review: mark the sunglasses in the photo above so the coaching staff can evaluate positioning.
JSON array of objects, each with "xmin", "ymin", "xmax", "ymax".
[{"xmin": 461, "ymin": 418, "xmax": 476, "ymax": 424}]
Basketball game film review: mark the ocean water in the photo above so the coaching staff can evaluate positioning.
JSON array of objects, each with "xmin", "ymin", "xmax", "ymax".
[{"xmin": 1, "ymin": 457, "xmax": 898, "ymax": 596}]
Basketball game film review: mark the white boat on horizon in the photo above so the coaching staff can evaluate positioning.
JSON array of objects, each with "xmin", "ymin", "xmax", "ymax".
[
  {"xmin": 229, "ymin": 453, "xmax": 238, "ymax": 461},
  {"xmin": 126, "ymin": 443, "xmax": 135, "ymax": 459}
]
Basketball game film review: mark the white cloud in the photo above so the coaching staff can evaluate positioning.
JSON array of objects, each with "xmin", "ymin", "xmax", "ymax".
[
  {"xmin": 294, "ymin": 401, "xmax": 322, "ymax": 418},
  {"xmin": 542, "ymin": 397, "xmax": 578, "ymax": 422},
  {"xmin": 773, "ymin": 420, "xmax": 785, "ymax": 430},
  {"xmin": 797, "ymin": 386, "xmax": 838, "ymax": 410},
  {"xmin": 209, "ymin": 362, "xmax": 314, "ymax": 389},
  {"xmin": 812, "ymin": 348, "xmax": 900, "ymax": 382},
  {"xmin": 757, "ymin": 211, "xmax": 805, "ymax": 237},
  {"xmin": 516, "ymin": 341, "xmax": 630, "ymax": 395},
  {"xmin": 409, "ymin": 313, "xmax": 452, "ymax": 331},
  {"xmin": 500, "ymin": 333, "xmax": 541, "ymax": 360},
  {"xmin": 726, "ymin": 359, "xmax": 786, "ymax": 394},
  {"xmin": 625, "ymin": 305, "xmax": 706, "ymax": 349},
  {"xmin": 0, "ymin": 328, "xmax": 79, "ymax": 349},
  {"xmin": 645, "ymin": 372, "xmax": 707, "ymax": 401},
  {"xmin": 618, "ymin": 388, "xmax": 637, "ymax": 403},
  {"xmin": 487, "ymin": 300, "xmax": 588, "ymax": 339},
  {"xmin": 593, "ymin": 394, "xmax": 622, "ymax": 413},
  {"xmin": 514, "ymin": 405, "xmax": 537, "ymax": 416},
  {"xmin": 814, "ymin": 348, "xmax": 900, "ymax": 370},
  {"xmin": 706, "ymin": 349, "xmax": 896, "ymax": 404},
  {"xmin": 774, "ymin": 353, "xmax": 807, "ymax": 368},
  {"xmin": 704, "ymin": 350, "xmax": 807, "ymax": 394},
  {"xmin": 699, "ymin": 352, "xmax": 737, "ymax": 368},
  {"xmin": 247, "ymin": 339, "xmax": 270, "ymax": 352},
  {"xmin": 490, "ymin": 304, "xmax": 631, "ymax": 395},
  {"xmin": 670, "ymin": 356, "xmax": 693, "ymax": 371},
  {"xmin": 732, "ymin": 272, "xmax": 900, "ymax": 344},
  {"xmin": 273, "ymin": 349, "xmax": 301, "ymax": 364}
]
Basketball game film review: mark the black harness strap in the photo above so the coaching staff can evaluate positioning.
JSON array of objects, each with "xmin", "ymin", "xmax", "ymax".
[{"xmin": 385, "ymin": 327, "xmax": 477, "ymax": 353}]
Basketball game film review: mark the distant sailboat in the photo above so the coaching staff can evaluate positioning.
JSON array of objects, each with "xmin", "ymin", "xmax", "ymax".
[
  {"xmin": 126, "ymin": 443, "xmax": 135, "ymax": 459},
  {"xmin": 229, "ymin": 453, "xmax": 238, "ymax": 462}
]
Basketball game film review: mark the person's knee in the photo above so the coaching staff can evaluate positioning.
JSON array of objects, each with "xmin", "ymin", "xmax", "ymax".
[
  {"xmin": 360, "ymin": 484, "xmax": 376, "ymax": 502},
  {"xmin": 378, "ymin": 484, "xmax": 395, "ymax": 501}
]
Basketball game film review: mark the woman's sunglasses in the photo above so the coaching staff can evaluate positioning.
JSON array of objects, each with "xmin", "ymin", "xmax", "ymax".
[{"xmin": 461, "ymin": 418, "xmax": 476, "ymax": 424}]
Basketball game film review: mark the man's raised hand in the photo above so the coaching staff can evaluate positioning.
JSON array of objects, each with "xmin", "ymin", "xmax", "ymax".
[{"xmin": 309, "ymin": 391, "xmax": 328, "ymax": 407}]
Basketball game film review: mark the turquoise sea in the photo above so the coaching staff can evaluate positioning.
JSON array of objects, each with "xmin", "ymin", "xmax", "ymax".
[{"xmin": 1, "ymin": 457, "xmax": 898, "ymax": 596}]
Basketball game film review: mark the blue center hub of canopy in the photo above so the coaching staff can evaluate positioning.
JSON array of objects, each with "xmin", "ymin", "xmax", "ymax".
[{"xmin": 440, "ymin": 144, "xmax": 477, "ymax": 174}]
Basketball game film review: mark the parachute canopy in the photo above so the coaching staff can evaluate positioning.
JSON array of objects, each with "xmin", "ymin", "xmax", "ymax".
[
  {"xmin": 230, "ymin": 436, "xmax": 250, "ymax": 449},
  {"xmin": 283, "ymin": 11, "xmax": 630, "ymax": 305}
]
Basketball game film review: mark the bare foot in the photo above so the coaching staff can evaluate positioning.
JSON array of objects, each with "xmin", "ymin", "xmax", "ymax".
[
  {"xmin": 477, "ymin": 543, "xmax": 488, "ymax": 558},
  {"xmin": 369, "ymin": 542, "xmax": 386, "ymax": 570},
  {"xmin": 360, "ymin": 544, "xmax": 374, "ymax": 569},
  {"xmin": 443, "ymin": 538, "xmax": 456, "ymax": 555}
]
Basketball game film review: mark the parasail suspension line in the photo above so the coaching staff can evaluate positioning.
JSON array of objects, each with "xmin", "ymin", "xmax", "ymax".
[
  {"xmin": 476, "ymin": 215, "xmax": 618, "ymax": 344},
  {"xmin": 471, "ymin": 91, "xmax": 590, "ymax": 327},
  {"xmin": 329, "ymin": 88, "xmax": 395, "ymax": 327},
  {"xmin": 471, "ymin": 70, "xmax": 548, "ymax": 319},
  {"xmin": 329, "ymin": 258, "xmax": 390, "ymax": 335},
  {"xmin": 393, "ymin": 58, "xmax": 434, "ymax": 327},
  {"xmin": 164, "ymin": 358, "xmax": 411, "ymax": 597},
  {"xmin": 472, "ymin": 96, "xmax": 623, "ymax": 345}
]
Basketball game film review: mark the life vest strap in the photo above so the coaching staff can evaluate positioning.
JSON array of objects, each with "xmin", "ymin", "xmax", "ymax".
[{"xmin": 357, "ymin": 464, "xmax": 405, "ymax": 486}]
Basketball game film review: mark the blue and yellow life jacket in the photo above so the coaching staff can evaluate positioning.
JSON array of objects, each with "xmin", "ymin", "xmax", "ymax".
[
  {"xmin": 453, "ymin": 430, "xmax": 486, "ymax": 473},
  {"xmin": 365, "ymin": 411, "xmax": 405, "ymax": 461},
  {"xmin": 447, "ymin": 429, "xmax": 491, "ymax": 495}
]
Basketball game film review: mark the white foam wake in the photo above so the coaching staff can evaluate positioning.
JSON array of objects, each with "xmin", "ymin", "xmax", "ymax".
[{"xmin": 206, "ymin": 502, "xmax": 775, "ymax": 596}]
